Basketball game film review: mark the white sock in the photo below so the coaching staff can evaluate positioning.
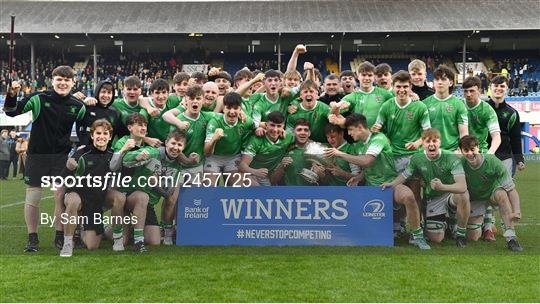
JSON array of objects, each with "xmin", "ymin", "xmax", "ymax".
[{"xmin": 64, "ymin": 235, "xmax": 73, "ymax": 246}]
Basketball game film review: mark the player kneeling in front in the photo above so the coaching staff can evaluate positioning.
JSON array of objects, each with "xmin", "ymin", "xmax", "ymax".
[
  {"xmin": 325, "ymin": 114, "xmax": 429, "ymax": 250},
  {"xmin": 60, "ymin": 120, "xmax": 114, "ymax": 257},
  {"xmin": 459, "ymin": 135, "xmax": 523, "ymax": 251},
  {"xmin": 383, "ymin": 128, "xmax": 470, "ymax": 247}
]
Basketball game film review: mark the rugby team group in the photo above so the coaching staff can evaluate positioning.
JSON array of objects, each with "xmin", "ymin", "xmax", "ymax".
[{"xmin": 2, "ymin": 45, "xmax": 526, "ymax": 256}]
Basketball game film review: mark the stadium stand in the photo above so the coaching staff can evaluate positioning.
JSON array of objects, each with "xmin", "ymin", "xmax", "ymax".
[{"xmin": 1, "ymin": 1, "xmax": 539, "ymax": 34}]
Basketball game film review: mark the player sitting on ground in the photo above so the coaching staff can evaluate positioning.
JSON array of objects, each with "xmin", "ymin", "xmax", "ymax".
[
  {"xmin": 382, "ymin": 128, "xmax": 470, "ymax": 247},
  {"xmin": 59, "ymin": 120, "xmax": 114, "ymax": 257},
  {"xmin": 324, "ymin": 114, "xmax": 429, "ymax": 250},
  {"xmin": 239, "ymin": 111, "xmax": 294, "ymax": 186},
  {"xmin": 204, "ymin": 92, "xmax": 255, "ymax": 186},
  {"xmin": 271, "ymin": 119, "xmax": 325, "ymax": 185},
  {"xmin": 421, "ymin": 65, "xmax": 468, "ymax": 151},
  {"xmin": 458, "ymin": 135, "xmax": 523, "ymax": 251}
]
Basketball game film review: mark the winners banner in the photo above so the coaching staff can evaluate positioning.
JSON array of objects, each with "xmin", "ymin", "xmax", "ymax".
[{"xmin": 176, "ymin": 186, "xmax": 393, "ymax": 246}]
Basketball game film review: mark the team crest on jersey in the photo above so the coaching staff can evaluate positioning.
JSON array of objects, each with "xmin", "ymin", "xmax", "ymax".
[
  {"xmin": 480, "ymin": 174, "xmax": 489, "ymax": 184},
  {"xmin": 375, "ymin": 96, "xmax": 382, "ymax": 103},
  {"xmin": 70, "ymin": 106, "xmax": 77, "ymax": 113},
  {"xmin": 44, "ymin": 102, "xmax": 51, "ymax": 107},
  {"xmin": 446, "ymin": 105, "xmax": 454, "ymax": 112},
  {"xmin": 407, "ymin": 111, "xmax": 414, "ymax": 120}
]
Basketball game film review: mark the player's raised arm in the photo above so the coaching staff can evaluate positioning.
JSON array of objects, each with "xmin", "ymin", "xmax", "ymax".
[
  {"xmin": 286, "ymin": 44, "xmax": 306, "ymax": 73},
  {"xmin": 3, "ymin": 81, "xmax": 36, "ymax": 117},
  {"xmin": 236, "ymin": 73, "xmax": 264, "ymax": 97}
]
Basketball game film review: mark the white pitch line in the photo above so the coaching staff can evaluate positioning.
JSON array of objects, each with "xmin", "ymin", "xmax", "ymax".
[{"xmin": 0, "ymin": 195, "xmax": 54, "ymax": 209}]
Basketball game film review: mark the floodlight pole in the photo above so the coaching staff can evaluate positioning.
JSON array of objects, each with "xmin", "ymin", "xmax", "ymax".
[
  {"xmin": 93, "ymin": 43, "xmax": 97, "ymax": 88},
  {"xmin": 339, "ymin": 32, "xmax": 345, "ymax": 72},
  {"xmin": 277, "ymin": 32, "xmax": 281, "ymax": 71},
  {"xmin": 30, "ymin": 42, "xmax": 35, "ymax": 84},
  {"xmin": 462, "ymin": 38, "xmax": 466, "ymax": 83}
]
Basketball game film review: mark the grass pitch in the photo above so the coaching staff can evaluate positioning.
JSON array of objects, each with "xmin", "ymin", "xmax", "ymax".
[{"xmin": 1, "ymin": 164, "xmax": 539, "ymax": 302}]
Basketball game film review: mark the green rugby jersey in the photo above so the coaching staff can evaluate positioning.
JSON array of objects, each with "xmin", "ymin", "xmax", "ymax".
[
  {"xmin": 111, "ymin": 98, "xmax": 141, "ymax": 141},
  {"xmin": 462, "ymin": 154, "xmax": 513, "ymax": 201},
  {"xmin": 376, "ymin": 98, "xmax": 431, "ymax": 156},
  {"xmin": 403, "ymin": 149, "xmax": 464, "ymax": 200},
  {"xmin": 324, "ymin": 142, "xmax": 355, "ymax": 186},
  {"xmin": 422, "ymin": 94, "xmax": 468, "ymax": 151},
  {"xmin": 202, "ymin": 100, "xmax": 217, "ymax": 112},
  {"xmin": 140, "ymin": 98, "xmax": 177, "ymax": 142},
  {"xmin": 170, "ymin": 111, "xmax": 218, "ymax": 168},
  {"xmin": 283, "ymin": 146, "xmax": 311, "ymax": 186},
  {"xmin": 145, "ymin": 147, "xmax": 183, "ymax": 206},
  {"xmin": 166, "ymin": 94, "xmax": 183, "ymax": 109},
  {"xmin": 466, "ymin": 100, "xmax": 500, "ymax": 153},
  {"xmin": 251, "ymin": 93, "xmax": 295, "ymax": 126},
  {"xmin": 205, "ymin": 114, "xmax": 255, "ymax": 156},
  {"xmin": 286, "ymin": 101, "xmax": 330, "ymax": 143},
  {"xmin": 353, "ymin": 132, "xmax": 397, "ymax": 185},
  {"xmin": 113, "ymin": 135, "xmax": 161, "ymax": 193},
  {"xmin": 342, "ymin": 86, "xmax": 394, "ymax": 127},
  {"xmin": 242, "ymin": 96, "xmax": 255, "ymax": 117},
  {"xmin": 242, "ymin": 132, "xmax": 294, "ymax": 172}
]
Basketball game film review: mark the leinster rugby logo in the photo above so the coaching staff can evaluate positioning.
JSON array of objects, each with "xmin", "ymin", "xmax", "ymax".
[{"xmin": 362, "ymin": 200, "xmax": 386, "ymax": 219}]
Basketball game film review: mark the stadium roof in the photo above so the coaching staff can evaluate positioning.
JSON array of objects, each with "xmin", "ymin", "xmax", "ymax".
[{"xmin": 1, "ymin": 0, "xmax": 539, "ymax": 34}]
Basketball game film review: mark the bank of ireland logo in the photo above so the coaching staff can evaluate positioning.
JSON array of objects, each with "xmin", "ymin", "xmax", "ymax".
[
  {"xmin": 362, "ymin": 199, "xmax": 386, "ymax": 219},
  {"xmin": 185, "ymin": 198, "xmax": 209, "ymax": 219}
]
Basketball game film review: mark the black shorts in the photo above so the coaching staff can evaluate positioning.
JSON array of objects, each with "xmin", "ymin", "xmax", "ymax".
[
  {"xmin": 25, "ymin": 154, "xmax": 68, "ymax": 187},
  {"xmin": 65, "ymin": 190, "xmax": 105, "ymax": 235},
  {"xmin": 145, "ymin": 204, "xmax": 159, "ymax": 226}
]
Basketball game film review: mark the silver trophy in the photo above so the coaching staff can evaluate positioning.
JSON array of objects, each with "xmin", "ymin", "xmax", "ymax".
[{"xmin": 300, "ymin": 142, "xmax": 335, "ymax": 184}]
